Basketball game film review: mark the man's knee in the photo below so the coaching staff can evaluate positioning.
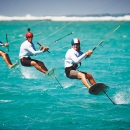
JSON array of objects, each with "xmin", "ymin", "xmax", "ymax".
[
  {"xmin": 1, "ymin": 52, "xmax": 7, "ymax": 57},
  {"xmin": 78, "ymin": 72, "xmax": 86, "ymax": 79},
  {"xmin": 31, "ymin": 61, "xmax": 38, "ymax": 66},
  {"xmin": 86, "ymin": 73, "xmax": 93, "ymax": 79}
]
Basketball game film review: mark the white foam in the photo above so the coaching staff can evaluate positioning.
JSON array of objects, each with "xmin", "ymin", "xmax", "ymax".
[
  {"xmin": 20, "ymin": 66, "xmax": 42, "ymax": 79},
  {"xmin": 0, "ymin": 100, "xmax": 12, "ymax": 103},
  {"xmin": 0, "ymin": 14, "xmax": 130, "ymax": 21},
  {"xmin": 62, "ymin": 81, "xmax": 75, "ymax": 89},
  {"xmin": 114, "ymin": 90, "xmax": 130, "ymax": 104}
]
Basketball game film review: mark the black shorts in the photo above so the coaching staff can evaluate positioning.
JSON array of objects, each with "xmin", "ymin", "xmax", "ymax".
[
  {"xmin": 20, "ymin": 57, "xmax": 39, "ymax": 67},
  {"xmin": 65, "ymin": 66, "xmax": 79, "ymax": 79},
  {"xmin": 0, "ymin": 50, "xmax": 5, "ymax": 53},
  {"xmin": 65, "ymin": 65, "xmax": 88, "ymax": 79}
]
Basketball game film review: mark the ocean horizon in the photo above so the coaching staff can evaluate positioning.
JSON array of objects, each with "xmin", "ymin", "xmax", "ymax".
[{"xmin": 0, "ymin": 13, "xmax": 130, "ymax": 21}]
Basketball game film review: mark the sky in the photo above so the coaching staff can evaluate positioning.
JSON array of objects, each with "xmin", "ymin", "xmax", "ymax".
[{"xmin": 0, "ymin": 0, "xmax": 130, "ymax": 16}]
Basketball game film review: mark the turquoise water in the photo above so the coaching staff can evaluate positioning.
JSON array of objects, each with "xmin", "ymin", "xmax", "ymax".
[{"xmin": 0, "ymin": 21, "xmax": 130, "ymax": 130}]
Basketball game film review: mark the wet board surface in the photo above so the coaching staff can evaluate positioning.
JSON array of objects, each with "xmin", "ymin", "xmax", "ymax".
[
  {"xmin": 89, "ymin": 83, "xmax": 108, "ymax": 95},
  {"xmin": 10, "ymin": 61, "xmax": 19, "ymax": 69},
  {"xmin": 45, "ymin": 68, "xmax": 56, "ymax": 77}
]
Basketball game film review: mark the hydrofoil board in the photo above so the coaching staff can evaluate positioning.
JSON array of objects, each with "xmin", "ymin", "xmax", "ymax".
[
  {"xmin": 9, "ymin": 60, "xmax": 19, "ymax": 69},
  {"xmin": 89, "ymin": 83, "xmax": 108, "ymax": 95}
]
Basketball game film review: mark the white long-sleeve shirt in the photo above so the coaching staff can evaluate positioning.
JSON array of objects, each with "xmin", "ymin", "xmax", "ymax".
[
  {"xmin": 64, "ymin": 48, "xmax": 86, "ymax": 67},
  {"xmin": 19, "ymin": 40, "xmax": 43, "ymax": 59}
]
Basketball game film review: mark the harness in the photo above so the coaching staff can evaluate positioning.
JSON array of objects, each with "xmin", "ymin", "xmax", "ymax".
[{"xmin": 72, "ymin": 62, "xmax": 81, "ymax": 69}]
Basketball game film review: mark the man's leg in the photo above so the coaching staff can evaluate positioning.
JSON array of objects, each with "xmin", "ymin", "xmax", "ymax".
[
  {"xmin": 85, "ymin": 73, "xmax": 96, "ymax": 85},
  {"xmin": 31, "ymin": 60, "xmax": 48, "ymax": 74},
  {"xmin": 77, "ymin": 72, "xmax": 91, "ymax": 89},
  {"xmin": 0, "ymin": 51, "xmax": 12, "ymax": 67}
]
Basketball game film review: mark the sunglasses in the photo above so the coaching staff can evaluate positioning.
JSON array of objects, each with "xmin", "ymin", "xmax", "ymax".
[
  {"xmin": 27, "ymin": 36, "xmax": 33, "ymax": 38},
  {"xmin": 72, "ymin": 43, "xmax": 80, "ymax": 46}
]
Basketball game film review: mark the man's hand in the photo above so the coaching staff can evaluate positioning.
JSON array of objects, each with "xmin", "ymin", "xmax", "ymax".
[
  {"xmin": 43, "ymin": 47, "xmax": 49, "ymax": 52},
  {"xmin": 4, "ymin": 43, "xmax": 9, "ymax": 47},
  {"xmin": 40, "ymin": 46, "xmax": 49, "ymax": 52},
  {"xmin": 85, "ymin": 50, "xmax": 93, "ymax": 57},
  {"xmin": 40, "ymin": 46, "xmax": 44, "ymax": 50}
]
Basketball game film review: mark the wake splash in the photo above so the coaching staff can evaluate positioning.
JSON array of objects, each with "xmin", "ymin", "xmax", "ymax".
[
  {"xmin": 114, "ymin": 89, "xmax": 130, "ymax": 104},
  {"xmin": 61, "ymin": 81, "xmax": 75, "ymax": 89},
  {"xmin": 0, "ymin": 100, "xmax": 12, "ymax": 103},
  {"xmin": 0, "ymin": 14, "xmax": 130, "ymax": 21},
  {"xmin": 20, "ymin": 66, "xmax": 43, "ymax": 79}
]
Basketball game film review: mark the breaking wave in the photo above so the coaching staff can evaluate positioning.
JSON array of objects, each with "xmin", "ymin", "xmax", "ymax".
[{"xmin": 0, "ymin": 14, "xmax": 130, "ymax": 21}]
